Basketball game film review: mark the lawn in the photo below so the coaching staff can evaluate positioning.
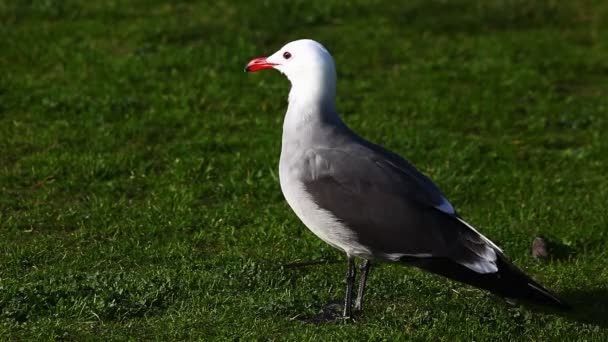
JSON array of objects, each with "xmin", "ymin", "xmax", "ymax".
[{"xmin": 1, "ymin": 0, "xmax": 607, "ymax": 339}]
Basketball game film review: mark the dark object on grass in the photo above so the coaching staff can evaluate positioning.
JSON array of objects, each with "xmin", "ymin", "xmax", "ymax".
[
  {"xmin": 246, "ymin": 39, "xmax": 571, "ymax": 320},
  {"xmin": 532, "ymin": 236, "xmax": 550, "ymax": 259},
  {"xmin": 531, "ymin": 236, "xmax": 575, "ymax": 261}
]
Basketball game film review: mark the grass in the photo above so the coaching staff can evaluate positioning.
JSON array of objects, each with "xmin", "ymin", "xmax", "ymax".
[{"xmin": 1, "ymin": 0, "xmax": 607, "ymax": 339}]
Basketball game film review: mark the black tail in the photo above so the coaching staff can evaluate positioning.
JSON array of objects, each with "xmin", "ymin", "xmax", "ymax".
[{"xmin": 401, "ymin": 255, "xmax": 571, "ymax": 310}]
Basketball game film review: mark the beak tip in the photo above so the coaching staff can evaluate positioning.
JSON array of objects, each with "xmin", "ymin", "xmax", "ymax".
[{"xmin": 245, "ymin": 56, "xmax": 274, "ymax": 73}]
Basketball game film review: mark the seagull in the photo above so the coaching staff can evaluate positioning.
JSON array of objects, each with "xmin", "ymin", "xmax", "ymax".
[{"xmin": 245, "ymin": 39, "xmax": 570, "ymax": 319}]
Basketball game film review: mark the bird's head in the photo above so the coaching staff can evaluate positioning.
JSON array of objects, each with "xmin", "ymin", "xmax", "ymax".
[{"xmin": 246, "ymin": 39, "xmax": 336, "ymax": 105}]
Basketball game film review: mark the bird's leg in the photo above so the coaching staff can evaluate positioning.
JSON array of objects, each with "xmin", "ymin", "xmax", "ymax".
[
  {"xmin": 354, "ymin": 259, "xmax": 372, "ymax": 313},
  {"xmin": 343, "ymin": 255, "xmax": 356, "ymax": 319}
]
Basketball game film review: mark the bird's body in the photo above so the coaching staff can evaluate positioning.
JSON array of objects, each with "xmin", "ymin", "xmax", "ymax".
[
  {"xmin": 280, "ymin": 113, "xmax": 456, "ymax": 261},
  {"xmin": 280, "ymin": 111, "xmax": 372, "ymax": 258},
  {"xmin": 246, "ymin": 39, "xmax": 569, "ymax": 318}
]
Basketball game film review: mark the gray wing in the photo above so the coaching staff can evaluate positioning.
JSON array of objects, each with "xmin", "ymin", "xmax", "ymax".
[
  {"xmin": 301, "ymin": 146, "xmax": 499, "ymax": 273},
  {"xmin": 355, "ymin": 138, "xmax": 456, "ymax": 215}
]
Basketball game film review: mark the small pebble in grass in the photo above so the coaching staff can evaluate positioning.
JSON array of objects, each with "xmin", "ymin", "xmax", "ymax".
[{"xmin": 532, "ymin": 236, "xmax": 550, "ymax": 259}]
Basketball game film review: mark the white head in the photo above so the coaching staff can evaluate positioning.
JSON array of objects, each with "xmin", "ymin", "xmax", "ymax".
[{"xmin": 246, "ymin": 39, "xmax": 337, "ymax": 107}]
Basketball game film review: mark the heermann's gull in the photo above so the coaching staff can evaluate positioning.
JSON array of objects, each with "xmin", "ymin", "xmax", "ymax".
[{"xmin": 245, "ymin": 39, "xmax": 570, "ymax": 319}]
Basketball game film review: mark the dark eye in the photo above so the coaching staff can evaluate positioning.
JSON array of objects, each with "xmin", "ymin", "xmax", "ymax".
[{"xmin": 283, "ymin": 51, "xmax": 292, "ymax": 59}]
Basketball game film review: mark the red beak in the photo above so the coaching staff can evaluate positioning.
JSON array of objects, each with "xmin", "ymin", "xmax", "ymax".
[{"xmin": 245, "ymin": 57, "xmax": 277, "ymax": 72}]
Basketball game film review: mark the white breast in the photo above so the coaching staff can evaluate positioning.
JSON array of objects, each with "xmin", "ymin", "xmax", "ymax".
[{"xmin": 278, "ymin": 163, "xmax": 373, "ymax": 258}]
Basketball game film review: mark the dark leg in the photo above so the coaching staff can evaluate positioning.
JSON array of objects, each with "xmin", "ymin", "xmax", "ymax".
[
  {"xmin": 343, "ymin": 255, "xmax": 356, "ymax": 319},
  {"xmin": 354, "ymin": 259, "xmax": 372, "ymax": 313}
]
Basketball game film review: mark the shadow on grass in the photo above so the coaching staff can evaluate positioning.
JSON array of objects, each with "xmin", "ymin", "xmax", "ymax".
[
  {"xmin": 521, "ymin": 287, "xmax": 608, "ymax": 328},
  {"xmin": 281, "ymin": 259, "xmax": 608, "ymax": 328},
  {"xmin": 560, "ymin": 288, "xmax": 608, "ymax": 328}
]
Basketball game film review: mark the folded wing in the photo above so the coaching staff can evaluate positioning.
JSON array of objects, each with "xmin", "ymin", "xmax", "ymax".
[{"xmin": 301, "ymin": 145, "xmax": 499, "ymax": 274}]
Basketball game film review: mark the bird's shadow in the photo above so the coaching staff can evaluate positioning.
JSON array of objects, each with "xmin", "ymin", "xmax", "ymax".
[
  {"xmin": 557, "ymin": 288, "xmax": 608, "ymax": 328},
  {"xmin": 282, "ymin": 259, "xmax": 608, "ymax": 327},
  {"xmin": 294, "ymin": 288, "xmax": 608, "ymax": 327}
]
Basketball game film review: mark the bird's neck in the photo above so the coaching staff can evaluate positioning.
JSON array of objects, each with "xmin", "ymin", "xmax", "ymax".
[
  {"xmin": 284, "ymin": 89, "xmax": 341, "ymax": 133},
  {"xmin": 284, "ymin": 71, "xmax": 340, "ymax": 128}
]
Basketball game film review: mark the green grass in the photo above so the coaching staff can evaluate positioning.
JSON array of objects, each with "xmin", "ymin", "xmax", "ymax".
[{"xmin": 1, "ymin": 0, "xmax": 608, "ymax": 339}]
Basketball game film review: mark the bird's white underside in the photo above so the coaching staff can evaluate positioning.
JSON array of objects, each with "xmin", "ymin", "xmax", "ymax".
[{"xmin": 279, "ymin": 173, "xmax": 374, "ymax": 258}]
